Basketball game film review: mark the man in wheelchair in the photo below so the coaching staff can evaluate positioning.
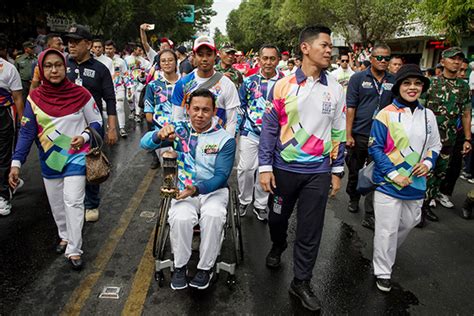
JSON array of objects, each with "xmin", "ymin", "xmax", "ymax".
[{"xmin": 140, "ymin": 89, "xmax": 236, "ymax": 290}]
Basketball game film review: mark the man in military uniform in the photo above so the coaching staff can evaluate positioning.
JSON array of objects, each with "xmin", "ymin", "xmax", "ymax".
[
  {"xmin": 421, "ymin": 47, "xmax": 472, "ymax": 225},
  {"xmin": 14, "ymin": 41, "xmax": 37, "ymax": 101},
  {"xmin": 215, "ymin": 43, "xmax": 243, "ymax": 88}
]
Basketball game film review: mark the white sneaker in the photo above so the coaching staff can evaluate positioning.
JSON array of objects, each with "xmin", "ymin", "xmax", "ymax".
[
  {"xmin": 429, "ymin": 199, "xmax": 437, "ymax": 208},
  {"xmin": 12, "ymin": 178, "xmax": 24, "ymax": 195},
  {"xmin": 0, "ymin": 197, "xmax": 12, "ymax": 216},
  {"xmin": 468, "ymin": 178, "xmax": 474, "ymax": 184},
  {"xmin": 85, "ymin": 208, "xmax": 99, "ymax": 222},
  {"xmin": 436, "ymin": 193, "xmax": 454, "ymax": 209}
]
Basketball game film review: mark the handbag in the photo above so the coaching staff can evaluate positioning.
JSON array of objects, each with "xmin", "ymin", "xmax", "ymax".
[
  {"xmin": 85, "ymin": 126, "xmax": 111, "ymax": 184},
  {"xmin": 356, "ymin": 107, "xmax": 428, "ymax": 195}
]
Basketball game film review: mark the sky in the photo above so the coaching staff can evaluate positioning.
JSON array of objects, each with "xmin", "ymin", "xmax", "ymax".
[{"xmin": 208, "ymin": 0, "xmax": 242, "ymax": 36}]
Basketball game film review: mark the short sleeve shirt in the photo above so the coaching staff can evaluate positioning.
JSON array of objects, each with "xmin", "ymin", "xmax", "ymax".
[{"xmin": 0, "ymin": 57, "xmax": 23, "ymax": 107}]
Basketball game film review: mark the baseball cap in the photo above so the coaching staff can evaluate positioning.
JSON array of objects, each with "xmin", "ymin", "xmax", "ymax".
[
  {"xmin": 64, "ymin": 25, "xmax": 92, "ymax": 41},
  {"xmin": 193, "ymin": 35, "xmax": 216, "ymax": 52},
  {"xmin": 176, "ymin": 45, "xmax": 187, "ymax": 54},
  {"xmin": 282, "ymin": 51, "xmax": 290, "ymax": 56},
  {"xmin": 235, "ymin": 51, "xmax": 243, "ymax": 56},
  {"xmin": 442, "ymin": 47, "xmax": 465, "ymax": 59},
  {"xmin": 22, "ymin": 41, "xmax": 35, "ymax": 49},
  {"xmin": 219, "ymin": 42, "xmax": 236, "ymax": 53}
]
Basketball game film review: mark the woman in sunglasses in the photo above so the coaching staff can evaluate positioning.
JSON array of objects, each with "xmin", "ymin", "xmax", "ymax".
[{"xmin": 368, "ymin": 64, "xmax": 442, "ymax": 292}]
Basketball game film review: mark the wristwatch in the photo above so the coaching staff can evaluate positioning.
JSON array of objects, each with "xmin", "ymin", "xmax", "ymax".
[{"xmin": 332, "ymin": 171, "xmax": 345, "ymax": 179}]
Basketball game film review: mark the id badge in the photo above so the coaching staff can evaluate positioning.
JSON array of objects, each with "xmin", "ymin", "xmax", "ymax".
[{"xmin": 75, "ymin": 78, "xmax": 83, "ymax": 86}]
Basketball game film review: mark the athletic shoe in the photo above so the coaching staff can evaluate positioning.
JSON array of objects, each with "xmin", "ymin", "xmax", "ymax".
[
  {"xmin": 128, "ymin": 113, "xmax": 135, "ymax": 120},
  {"xmin": 189, "ymin": 269, "xmax": 213, "ymax": 290},
  {"xmin": 12, "ymin": 178, "xmax": 24, "ymax": 195},
  {"xmin": 85, "ymin": 208, "xmax": 99, "ymax": 222},
  {"xmin": 253, "ymin": 207, "xmax": 268, "ymax": 221},
  {"xmin": 436, "ymin": 193, "xmax": 454, "ymax": 209},
  {"xmin": 170, "ymin": 266, "xmax": 188, "ymax": 290},
  {"xmin": 266, "ymin": 241, "xmax": 288, "ymax": 268},
  {"xmin": 348, "ymin": 200, "xmax": 359, "ymax": 213},
  {"xmin": 134, "ymin": 115, "xmax": 142, "ymax": 123},
  {"xmin": 239, "ymin": 204, "xmax": 248, "ymax": 217},
  {"xmin": 460, "ymin": 171, "xmax": 471, "ymax": 180},
  {"xmin": 289, "ymin": 280, "xmax": 321, "ymax": 311},
  {"xmin": 468, "ymin": 178, "xmax": 474, "ymax": 184},
  {"xmin": 119, "ymin": 128, "xmax": 128, "ymax": 138},
  {"xmin": 429, "ymin": 199, "xmax": 437, "ymax": 208},
  {"xmin": 376, "ymin": 278, "xmax": 392, "ymax": 292},
  {"xmin": 0, "ymin": 197, "xmax": 12, "ymax": 216},
  {"xmin": 361, "ymin": 215, "xmax": 375, "ymax": 231}
]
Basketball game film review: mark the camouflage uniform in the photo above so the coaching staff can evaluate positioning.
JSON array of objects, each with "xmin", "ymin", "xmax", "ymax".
[
  {"xmin": 424, "ymin": 76, "xmax": 471, "ymax": 201},
  {"xmin": 215, "ymin": 63, "xmax": 243, "ymax": 88}
]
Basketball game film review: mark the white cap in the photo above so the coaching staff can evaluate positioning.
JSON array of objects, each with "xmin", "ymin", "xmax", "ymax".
[{"xmin": 193, "ymin": 36, "xmax": 216, "ymax": 52}]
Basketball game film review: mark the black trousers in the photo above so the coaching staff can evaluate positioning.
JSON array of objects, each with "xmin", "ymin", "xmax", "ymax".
[
  {"xmin": 441, "ymin": 131, "xmax": 464, "ymax": 196},
  {"xmin": 0, "ymin": 107, "xmax": 14, "ymax": 200},
  {"xmin": 345, "ymin": 134, "xmax": 374, "ymax": 214},
  {"xmin": 268, "ymin": 168, "xmax": 331, "ymax": 281}
]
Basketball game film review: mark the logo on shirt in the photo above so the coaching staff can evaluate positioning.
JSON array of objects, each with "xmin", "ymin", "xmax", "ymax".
[
  {"xmin": 382, "ymin": 83, "xmax": 393, "ymax": 91},
  {"xmin": 321, "ymin": 92, "xmax": 332, "ymax": 115},
  {"xmin": 203, "ymin": 144, "xmax": 219, "ymax": 155},
  {"xmin": 362, "ymin": 81, "xmax": 373, "ymax": 89},
  {"xmin": 83, "ymin": 68, "xmax": 96, "ymax": 78}
]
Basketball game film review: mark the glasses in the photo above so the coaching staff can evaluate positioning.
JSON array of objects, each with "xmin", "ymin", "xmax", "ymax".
[
  {"xmin": 160, "ymin": 59, "xmax": 175, "ymax": 64},
  {"xmin": 340, "ymin": 59, "xmax": 349, "ymax": 63},
  {"xmin": 43, "ymin": 63, "xmax": 65, "ymax": 71},
  {"xmin": 373, "ymin": 55, "xmax": 391, "ymax": 62}
]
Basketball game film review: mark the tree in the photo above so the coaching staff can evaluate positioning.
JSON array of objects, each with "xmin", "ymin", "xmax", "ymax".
[
  {"xmin": 322, "ymin": 0, "xmax": 417, "ymax": 45},
  {"xmin": 213, "ymin": 27, "xmax": 229, "ymax": 49},
  {"xmin": 415, "ymin": 0, "xmax": 474, "ymax": 45}
]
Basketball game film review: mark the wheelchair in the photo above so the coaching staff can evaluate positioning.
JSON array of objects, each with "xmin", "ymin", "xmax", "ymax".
[{"xmin": 152, "ymin": 154, "xmax": 244, "ymax": 288}]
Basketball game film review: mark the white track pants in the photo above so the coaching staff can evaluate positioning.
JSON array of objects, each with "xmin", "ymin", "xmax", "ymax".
[
  {"xmin": 373, "ymin": 190, "xmax": 422, "ymax": 279},
  {"xmin": 169, "ymin": 188, "xmax": 228, "ymax": 270},
  {"xmin": 116, "ymin": 86, "xmax": 126, "ymax": 129},
  {"xmin": 43, "ymin": 176, "xmax": 86, "ymax": 257},
  {"xmin": 237, "ymin": 135, "xmax": 268, "ymax": 209}
]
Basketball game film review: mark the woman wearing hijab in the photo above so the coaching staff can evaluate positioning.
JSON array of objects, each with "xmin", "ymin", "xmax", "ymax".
[
  {"xmin": 8, "ymin": 48, "xmax": 103, "ymax": 270},
  {"xmin": 368, "ymin": 64, "xmax": 442, "ymax": 292}
]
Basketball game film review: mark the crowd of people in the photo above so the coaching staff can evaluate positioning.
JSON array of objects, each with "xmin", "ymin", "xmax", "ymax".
[{"xmin": 0, "ymin": 22, "xmax": 473, "ymax": 312}]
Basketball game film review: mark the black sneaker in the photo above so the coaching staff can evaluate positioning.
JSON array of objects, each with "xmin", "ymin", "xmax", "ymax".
[
  {"xmin": 348, "ymin": 200, "xmax": 359, "ymax": 213},
  {"xmin": 361, "ymin": 215, "xmax": 375, "ymax": 231},
  {"xmin": 425, "ymin": 208, "xmax": 439, "ymax": 222},
  {"xmin": 253, "ymin": 207, "xmax": 268, "ymax": 221},
  {"xmin": 289, "ymin": 280, "xmax": 321, "ymax": 311},
  {"xmin": 266, "ymin": 242, "xmax": 288, "ymax": 268},
  {"xmin": 170, "ymin": 266, "xmax": 188, "ymax": 290},
  {"xmin": 376, "ymin": 278, "xmax": 392, "ymax": 292},
  {"xmin": 239, "ymin": 204, "xmax": 248, "ymax": 217},
  {"xmin": 189, "ymin": 269, "xmax": 213, "ymax": 290}
]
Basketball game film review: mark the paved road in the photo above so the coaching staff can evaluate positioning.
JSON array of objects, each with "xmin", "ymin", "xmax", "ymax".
[{"xmin": 1, "ymin": 121, "xmax": 473, "ymax": 315}]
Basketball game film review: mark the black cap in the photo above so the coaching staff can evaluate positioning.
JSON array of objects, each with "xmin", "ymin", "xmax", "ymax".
[
  {"xmin": 392, "ymin": 64, "xmax": 430, "ymax": 96},
  {"xmin": 176, "ymin": 46, "xmax": 187, "ymax": 54},
  {"xmin": 64, "ymin": 25, "xmax": 92, "ymax": 40}
]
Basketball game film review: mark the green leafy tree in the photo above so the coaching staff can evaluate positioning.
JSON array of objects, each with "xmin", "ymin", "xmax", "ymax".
[
  {"xmin": 213, "ymin": 27, "xmax": 229, "ymax": 49},
  {"xmin": 415, "ymin": 0, "xmax": 474, "ymax": 45}
]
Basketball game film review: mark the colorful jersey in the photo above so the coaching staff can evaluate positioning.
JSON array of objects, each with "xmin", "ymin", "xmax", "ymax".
[
  {"xmin": 215, "ymin": 63, "xmax": 242, "ymax": 87},
  {"xmin": 111, "ymin": 55, "xmax": 128, "ymax": 89},
  {"xmin": 143, "ymin": 76, "xmax": 177, "ymax": 129},
  {"xmin": 0, "ymin": 58, "xmax": 22, "ymax": 107},
  {"xmin": 12, "ymin": 96, "xmax": 103, "ymax": 178},
  {"xmin": 369, "ymin": 99, "xmax": 442, "ymax": 200},
  {"xmin": 239, "ymin": 71, "xmax": 284, "ymax": 139},
  {"xmin": 124, "ymin": 55, "xmax": 150, "ymax": 88},
  {"xmin": 424, "ymin": 76, "xmax": 471, "ymax": 146},
  {"xmin": 140, "ymin": 118, "xmax": 236, "ymax": 194},
  {"xmin": 330, "ymin": 67, "xmax": 354, "ymax": 91},
  {"xmin": 171, "ymin": 69, "xmax": 240, "ymax": 136},
  {"xmin": 259, "ymin": 68, "xmax": 346, "ymax": 174}
]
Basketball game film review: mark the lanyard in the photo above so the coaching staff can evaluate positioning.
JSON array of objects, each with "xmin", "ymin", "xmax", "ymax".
[{"xmin": 372, "ymin": 78, "xmax": 385, "ymax": 118}]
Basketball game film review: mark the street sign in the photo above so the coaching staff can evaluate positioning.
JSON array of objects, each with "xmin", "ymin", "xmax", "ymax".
[{"xmin": 179, "ymin": 4, "xmax": 195, "ymax": 23}]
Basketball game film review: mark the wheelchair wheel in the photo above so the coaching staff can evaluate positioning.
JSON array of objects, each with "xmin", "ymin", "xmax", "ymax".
[
  {"xmin": 153, "ymin": 196, "xmax": 171, "ymax": 259},
  {"xmin": 229, "ymin": 190, "xmax": 243, "ymax": 265}
]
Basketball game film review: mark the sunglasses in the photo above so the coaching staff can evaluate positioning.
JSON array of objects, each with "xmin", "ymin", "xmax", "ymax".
[
  {"xmin": 373, "ymin": 55, "xmax": 391, "ymax": 62},
  {"xmin": 340, "ymin": 59, "xmax": 349, "ymax": 63}
]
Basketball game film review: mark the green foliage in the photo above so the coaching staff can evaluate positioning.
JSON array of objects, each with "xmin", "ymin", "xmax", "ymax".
[
  {"xmin": 415, "ymin": 0, "xmax": 474, "ymax": 45},
  {"xmin": 213, "ymin": 27, "xmax": 229, "ymax": 49}
]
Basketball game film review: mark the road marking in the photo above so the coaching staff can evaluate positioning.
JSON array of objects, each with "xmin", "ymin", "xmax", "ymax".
[
  {"xmin": 61, "ymin": 168, "xmax": 158, "ymax": 316},
  {"xmin": 121, "ymin": 228, "xmax": 156, "ymax": 316}
]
